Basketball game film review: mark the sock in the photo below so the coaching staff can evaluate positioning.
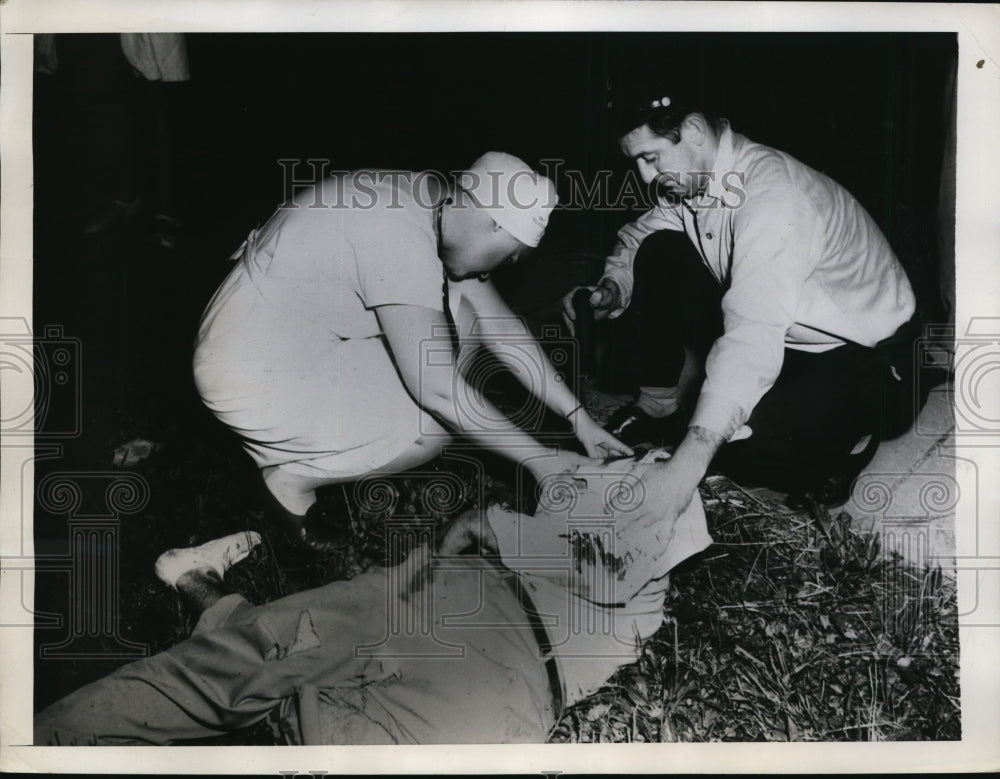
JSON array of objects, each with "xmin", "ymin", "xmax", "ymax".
[
  {"xmin": 849, "ymin": 433, "xmax": 873, "ymax": 455},
  {"xmin": 635, "ymin": 385, "xmax": 680, "ymax": 418}
]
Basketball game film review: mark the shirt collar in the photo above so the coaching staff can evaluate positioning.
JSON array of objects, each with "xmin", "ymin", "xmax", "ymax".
[{"xmin": 692, "ymin": 119, "xmax": 735, "ymax": 205}]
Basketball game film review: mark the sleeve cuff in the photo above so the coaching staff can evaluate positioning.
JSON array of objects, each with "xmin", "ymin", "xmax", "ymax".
[{"xmin": 689, "ymin": 391, "xmax": 748, "ymax": 442}]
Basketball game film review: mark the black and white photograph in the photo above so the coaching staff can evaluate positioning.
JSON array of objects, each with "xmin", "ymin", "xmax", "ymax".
[{"xmin": 1, "ymin": 1, "xmax": 998, "ymax": 773}]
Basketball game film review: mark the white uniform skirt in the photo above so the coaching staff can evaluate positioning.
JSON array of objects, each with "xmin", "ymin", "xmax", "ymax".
[{"xmin": 193, "ymin": 261, "xmax": 439, "ymax": 481}]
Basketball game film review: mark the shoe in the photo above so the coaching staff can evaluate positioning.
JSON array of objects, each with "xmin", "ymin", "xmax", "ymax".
[
  {"xmin": 154, "ymin": 531, "xmax": 262, "ymax": 589},
  {"xmin": 300, "ymin": 494, "xmax": 354, "ymax": 553},
  {"xmin": 786, "ymin": 432, "xmax": 881, "ymax": 510},
  {"xmin": 786, "ymin": 474, "xmax": 855, "ymax": 511},
  {"xmin": 604, "ymin": 402, "xmax": 688, "ymax": 448}
]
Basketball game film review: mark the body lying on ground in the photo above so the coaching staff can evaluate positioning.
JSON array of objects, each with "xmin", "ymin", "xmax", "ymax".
[{"xmin": 35, "ymin": 455, "xmax": 710, "ymax": 745}]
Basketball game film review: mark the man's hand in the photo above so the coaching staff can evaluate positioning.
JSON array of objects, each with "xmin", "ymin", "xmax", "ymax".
[
  {"xmin": 573, "ymin": 411, "xmax": 634, "ymax": 459},
  {"xmin": 436, "ymin": 509, "xmax": 500, "ymax": 557},
  {"xmin": 636, "ymin": 458, "xmax": 700, "ymax": 541},
  {"xmin": 636, "ymin": 425, "xmax": 726, "ymax": 532},
  {"xmin": 561, "ymin": 279, "xmax": 623, "ymax": 335},
  {"xmin": 402, "ymin": 510, "xmax": 503, "ymax": 601}
]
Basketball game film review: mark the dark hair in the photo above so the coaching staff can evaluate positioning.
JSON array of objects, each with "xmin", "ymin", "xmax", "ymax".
[
  {"xmin": 646, "ymin": 105, "xmax": 725, "ymax": 142},
  {"xmin": 613, "ymin": 89, "xmax": 725, "ymax": 142}
]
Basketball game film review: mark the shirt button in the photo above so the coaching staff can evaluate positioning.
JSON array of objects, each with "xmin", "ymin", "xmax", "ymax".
[{"xmin": 706, "ymin": 232, "xmax": 713, "ymax": 240}]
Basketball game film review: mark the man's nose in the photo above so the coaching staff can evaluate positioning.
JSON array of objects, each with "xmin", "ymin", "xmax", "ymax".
[
  {"xmin": 637, "ymin": 161, "xmax": 657, "ymax": 184},
  {"xmin": 655, "ymin": 171, "xmax": 683, "ymax": 190}
]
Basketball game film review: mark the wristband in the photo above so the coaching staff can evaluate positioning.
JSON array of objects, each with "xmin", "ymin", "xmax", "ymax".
[{"xmin": 565, "ymin": 403, "xmax": 585, "ymax": 420}]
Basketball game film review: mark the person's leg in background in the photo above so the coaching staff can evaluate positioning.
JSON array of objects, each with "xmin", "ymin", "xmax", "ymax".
[
  {"xmin": 56, "ymin": 33, "xmax": 140, "ymax": 235},
  {"xmin": 141, "ymin": 78, "xmax": 191, "ymax": 249},
  {"xmin": 605, "ymin": 229, "xmax": 722, "ymax": 447}
]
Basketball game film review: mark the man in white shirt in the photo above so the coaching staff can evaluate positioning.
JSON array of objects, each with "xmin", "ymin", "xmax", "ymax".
[{"xmin": 563, "ymin": 88, "xmax": 921, "ymax": 509}]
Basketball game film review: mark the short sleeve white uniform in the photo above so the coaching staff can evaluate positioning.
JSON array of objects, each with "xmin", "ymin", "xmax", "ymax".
[{"xmin": 194, "ymin": 172, "xmax": 446, "ymax": 480}]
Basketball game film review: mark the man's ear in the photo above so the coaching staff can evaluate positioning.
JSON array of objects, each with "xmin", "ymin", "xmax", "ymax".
[{"xmin": 681, "ymin": 113, "xmax": 708, "ymax": 147}]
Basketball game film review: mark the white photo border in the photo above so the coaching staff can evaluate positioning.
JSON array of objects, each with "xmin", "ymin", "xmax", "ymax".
[{"xmin": 1, "ymin": 1, "xmax": 998, "ymax": 773}]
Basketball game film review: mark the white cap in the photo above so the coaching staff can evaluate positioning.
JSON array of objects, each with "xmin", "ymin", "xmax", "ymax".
[{"xmin": 456, "ymin": 152, "xmax": 558, "ymax": 247}]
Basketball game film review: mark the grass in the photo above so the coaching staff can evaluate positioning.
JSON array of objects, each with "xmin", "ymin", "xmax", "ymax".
[
  {"xmin": 33, "ymin": 358, "xmax": 960, "ymax": 744},
  {"xmin": 549, "ymin": 475, "xmax": 960, "ymax": 742}
]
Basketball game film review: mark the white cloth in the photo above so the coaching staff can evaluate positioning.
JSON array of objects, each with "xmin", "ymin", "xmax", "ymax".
[
  {"xmin": 487, "ymin": 454, "xmax": 713, "ymax": 707},
  {"xmin": 194, "ymin": 173, "xmax": 447, "ymax": 479},
  {"xmin": 600, "ymin": 122, "xmax": 916, "ymax": 440}
]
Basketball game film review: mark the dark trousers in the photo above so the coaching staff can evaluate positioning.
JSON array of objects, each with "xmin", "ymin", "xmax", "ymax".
[{"xmin": 626, "ymin": 230, "xmax": 923, "ymax": 493}]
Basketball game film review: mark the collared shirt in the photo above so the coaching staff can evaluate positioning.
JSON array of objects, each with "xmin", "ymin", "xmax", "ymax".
[{"xmin": 600, "ymin": 123, "xmax": 916, "ymax": 440}]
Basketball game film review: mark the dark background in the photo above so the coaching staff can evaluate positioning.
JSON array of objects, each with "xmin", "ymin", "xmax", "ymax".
[
  {"xmin": 31, "ymin": 32, "xmax": 957, "ymax": 712},
  {"xmin": 34, "ymin": 31, "xmax": 959, "ymax": 398}
]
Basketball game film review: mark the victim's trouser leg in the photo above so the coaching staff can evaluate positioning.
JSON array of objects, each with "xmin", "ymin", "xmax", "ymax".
[
  {"xmin": 33, "ymin": 587, "xmax": 346, "ymax": 745},
  {"xmin": 34, "ymin": 566, "xmax": 427, "ymax": 745},
  {"xmin": 35, "ymin": 558, "xmax": 554, "ymax": 745}
]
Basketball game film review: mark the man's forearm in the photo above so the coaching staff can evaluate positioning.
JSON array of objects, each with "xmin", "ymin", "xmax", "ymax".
[{"xmin": 671, "ymin": 425, "xmax": 726, "ymax": 488}]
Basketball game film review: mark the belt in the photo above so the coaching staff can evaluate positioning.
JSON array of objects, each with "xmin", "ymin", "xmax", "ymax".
[{"xmin": 501, "ymin": 571, "xmax": 564, "ymax": 716}]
